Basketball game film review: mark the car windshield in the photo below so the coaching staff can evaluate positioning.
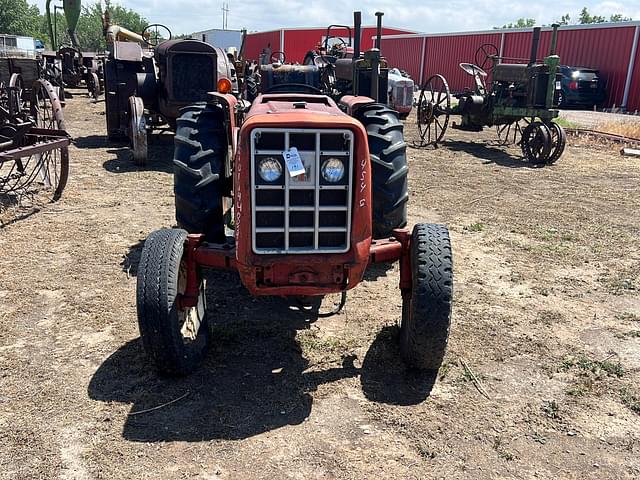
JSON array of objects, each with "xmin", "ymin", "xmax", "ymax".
[{"xmin": 572, "ymin": 69, "xmax": 598, "ymax": 81}]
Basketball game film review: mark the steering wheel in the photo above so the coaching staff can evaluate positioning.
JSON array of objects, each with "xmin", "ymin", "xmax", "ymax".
[
  {"xmin": 474, "ymin": 43, "xmax": 499, "ymax": 71},
  {"xmin": 270, "ymin": 51, "xmax": 286, "ymax": 63},
  {"xmin": 142, "ymin": 24, "xmax": 172, "ymax": 47},
  {"xmin": 460, "ymin": 63, "xmax": 488, "ymax": 77},
  {"xmin": 264, "ymin": 83, "xmax": 323, "ymax": 95}
]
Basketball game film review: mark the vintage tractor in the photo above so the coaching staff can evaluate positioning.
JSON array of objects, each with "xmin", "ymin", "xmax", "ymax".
[
  {"xmin": 388, "ymin": 68, "xmax": 414, "ymax": 119},
  {"xmin": 253, "ymin": 13, "xmax": 414, "ymax": 117},
  {"xmin": 43, "ymin": 0, "xmax": 104, "ymax": 100},
  {"xmin": 103, "ymin": 17, "xmax": 237, "ymax": 163},
  {"xmin": 416, "ymin": 25, "xmax": 566, "ymax": 165},
  {"xmin": 135, "ymin": 11, "xmax": 453, "ymax": 379}
]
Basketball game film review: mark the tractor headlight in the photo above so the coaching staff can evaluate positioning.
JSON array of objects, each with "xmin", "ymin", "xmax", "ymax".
[
  {"xmin": 321, "ymin": 158, "xmax": 345, "ymax": 183},
  {"xmin": 257, "ymin": 157, "xmax": 282, "ymax": 182}
]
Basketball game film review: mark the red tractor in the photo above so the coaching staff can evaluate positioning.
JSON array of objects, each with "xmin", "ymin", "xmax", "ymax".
[{"xmin": 136, "ymin": 12, "xmax": 453, "ymax": 378}]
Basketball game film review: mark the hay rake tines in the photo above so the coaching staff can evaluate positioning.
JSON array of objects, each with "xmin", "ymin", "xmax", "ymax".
[{"xmin": 0, "ymin": 78, "xmax": 69, "ymax": 203}]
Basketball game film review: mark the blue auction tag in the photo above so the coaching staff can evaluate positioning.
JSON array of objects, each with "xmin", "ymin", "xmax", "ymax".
[{"xmin": 283, "ymin": 147, "xmax": 306, "ymax": 177}]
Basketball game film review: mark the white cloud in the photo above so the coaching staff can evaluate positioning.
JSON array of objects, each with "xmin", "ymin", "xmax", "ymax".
[{"xmin": 31, "ymin": 0, "xmax": 638, "ymax": 35}]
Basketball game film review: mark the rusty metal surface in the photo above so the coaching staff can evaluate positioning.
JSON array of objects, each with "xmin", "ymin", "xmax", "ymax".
[{"xmin": 0, "ymin": 137, "xmax": 70, "ymax": 162}]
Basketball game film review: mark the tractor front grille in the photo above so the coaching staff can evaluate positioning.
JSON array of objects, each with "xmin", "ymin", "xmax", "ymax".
[
  {"xmin": 251, "ymin": 128, "xmax": 353, "ymax": 254},
  {"xmin": 393, "ymin": 83, "xmax": 413, "ymax": 108}
]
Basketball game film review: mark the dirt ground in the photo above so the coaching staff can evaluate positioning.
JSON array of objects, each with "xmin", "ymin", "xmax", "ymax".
[{"xmin": 0, "ymin": 92, "xmax": 639, "ymax": 480}]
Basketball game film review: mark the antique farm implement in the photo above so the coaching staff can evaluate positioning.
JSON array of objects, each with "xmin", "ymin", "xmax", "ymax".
[
  {"xmin": 0, "ymin": 77, "xmax": 70, "ymax": 202},
  {"xmin": 416, "ymin": 25, "xmax": 566, "ymax": 165}
]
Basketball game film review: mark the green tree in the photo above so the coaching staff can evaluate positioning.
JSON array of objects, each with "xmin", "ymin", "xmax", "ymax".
[
  {"xmin": 558, "ymin": 14, "xmax": 571, "ymax": 25},
  {"xmin": 45, "ymin": 1, "xmax": 149, "ymax": 52},
  {"xmin": 609, "ymin": 14, "xmax": 632, "ymax": 22},
  {"xmin": 0, "ymin": 0, "xmax": 44, "ymax": 37},
  {"xmin": 579, "ymin": 7, "xmax": 605, "ymax": 24},
  {"xmin": 495, "ymin": 18, "xmax": 536, "ymax": 29}
]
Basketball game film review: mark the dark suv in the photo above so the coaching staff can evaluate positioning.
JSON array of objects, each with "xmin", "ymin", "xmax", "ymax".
[{"xmin": 557, "ymin": 66, "xmax": 606, "ymax": 108}]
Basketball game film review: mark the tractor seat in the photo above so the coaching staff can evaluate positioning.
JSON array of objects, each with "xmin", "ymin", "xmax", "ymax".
[
  {"xmin": 459, "ymin": 63, "xmax": 487, "ymax": 77},
  {"xmin": 493, "ymin": 64, "xmax": 529, "ymax": 83}
]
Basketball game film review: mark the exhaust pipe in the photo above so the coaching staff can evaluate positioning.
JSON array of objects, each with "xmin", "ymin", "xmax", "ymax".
[
  {"xmin": 375, "ymin": 11, "xmax": 384, "ymax": 50},
  {"xmin": 549, "ymin": 23, "xmax": 559, "ymax": 55},
  {"xmin": 529, "ymin": 26, "xmax": 541, "ymax": 65},
  {"xmin": 353, "ymin": 11, "xmax": 361, "ymax": 60}
]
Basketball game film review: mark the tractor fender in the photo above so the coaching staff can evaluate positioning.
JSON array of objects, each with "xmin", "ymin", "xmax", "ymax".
[
  {"xmin": 207, "ymin": 92, "xmax": 238, "ymax": 153},
  {"xmin": 339, "ymin": 95, "xmax": 376, "ymax": 116}
]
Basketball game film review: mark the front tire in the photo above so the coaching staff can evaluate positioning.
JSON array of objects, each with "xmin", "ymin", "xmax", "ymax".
[
  {"xmin": 357, "ymin": 103, "xmax": 409, "ymax": 238},
  {"xmin": 136, "ymin": 228, "xmax": 210, "ymax": 376},
  {"xmin": 400, "ymin": 224, "xmax": 453, "ymax": 371}
]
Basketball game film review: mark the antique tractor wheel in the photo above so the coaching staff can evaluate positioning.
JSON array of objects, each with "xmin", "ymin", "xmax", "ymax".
[
  {"xmin": 87, "ymin": 72, "xmax": 101, "ymax": 100},
  {"xmin": 8, "ymin": 73, "xmax": 25, "ymax": 112},
  {"xmin": 173, "ymin": 103, "xmax": 227, "ymax": 242},
  {"xmin": 137, "ymin": 228, "xmax": 210, "ymax": 376},
  {"xmin": 521, "ymin": 121, "xmax": 552, "ymax": 165},
  {"xmin": 416, "ymin": 74, "xmax": 450, "ymax": 147},
  {"xmin": 357, "ymin": 103, "xmax": 409, "ymax": 238},
  {"xmin": 400, "ymin": 223, "xmax": 453, "ymax": 371},
  {"xmin": 128, "ymin": 96, "xmax": 147, "ymax": 164},
  {"xmin": 546, "ymin": 122, "xmax": 567, "ymax": 164},
  {"xmin": 29, "ymin": 79, "xmax": 69, "ymax": 201}
]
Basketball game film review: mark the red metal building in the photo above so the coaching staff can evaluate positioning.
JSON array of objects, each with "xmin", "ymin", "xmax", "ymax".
[
  {"xmin": 379, "ymin": 22, "xmax": 640, "ymax": 112},
  {"xmin": 244, "ymin": 26, "xmax": 414, "ymax": 65}
]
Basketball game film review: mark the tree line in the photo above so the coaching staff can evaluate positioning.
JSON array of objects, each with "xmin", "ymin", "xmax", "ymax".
[
  {"xmin": 0, "ymin": 0, "xmax": 148, "ymax": 51},
  {"xmin": 496, "ymin": 7, "xmax": 633, "ymax": 29}
]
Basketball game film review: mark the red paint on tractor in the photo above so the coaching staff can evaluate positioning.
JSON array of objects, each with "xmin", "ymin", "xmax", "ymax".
[{"xmin": 230, "ymin": 93, "xmax": 373, "ymax": 296}]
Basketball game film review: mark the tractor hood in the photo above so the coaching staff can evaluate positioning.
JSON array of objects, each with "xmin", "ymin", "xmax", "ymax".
[{"xmin": 246, "ymin": 94, "xmax": 346, "ymax": 118}]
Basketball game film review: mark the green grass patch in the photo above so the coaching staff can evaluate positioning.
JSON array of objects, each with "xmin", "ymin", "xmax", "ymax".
[
  {"xmin": 464, "ymin": 222, "xmax": 484, "ymax": 233},
  {"xmin": 297, "ymin": 330, "xmax": 356, "ymax": 355},
  {"xmin": 620, "ymin": 387, "xmax": 640, "ymax": 415},
  {"xmin": 615, "ymin": 312, "xmax": 640, "ymax": 322},
  {"xmin": 560, "ymin": 355, "xmax": 624, "ymax": 378},
  {"xmin": 553, "ymin": 117, "xmax": 578, "ymax": 129}
]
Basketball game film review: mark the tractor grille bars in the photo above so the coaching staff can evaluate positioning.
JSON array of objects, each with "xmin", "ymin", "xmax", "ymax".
[{"xmin": 251, "ymin": 128, "xmax": 354, "ymax": 254}]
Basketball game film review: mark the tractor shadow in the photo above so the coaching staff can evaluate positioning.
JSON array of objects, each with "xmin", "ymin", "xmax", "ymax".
[
  {"xmin": 121, "ymin": 239, "xmax": 145, "ymax": 277},
  {"xmin": 446, "ymin": 140, "xmax": 539, "ymax": 169},
  {"xmin": 88, "ymin": 270, "xmax": 436, "ymax": 443},
  {"xmin": 363, "ymin": 261, "xmax": 396, "ymax": 281},
  {"xmin": 74, "ymin": 133, "xmax": 175, "ymax": 174}
]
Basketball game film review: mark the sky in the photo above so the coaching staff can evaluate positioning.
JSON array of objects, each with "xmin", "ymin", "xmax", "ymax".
[{"xmin": 31, "ymin": 0, "xmax": 640, "ymax": 35}]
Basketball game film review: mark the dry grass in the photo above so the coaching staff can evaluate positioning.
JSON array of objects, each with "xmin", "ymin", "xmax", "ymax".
[{"xmin": 594, "ymin": 121, "xmax": 640, "ymax": 139}]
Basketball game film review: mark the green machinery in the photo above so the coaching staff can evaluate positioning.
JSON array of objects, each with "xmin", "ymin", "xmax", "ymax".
[{"xmin": 416, "ymin": 25, "xmax": 566, "ymax": 165}]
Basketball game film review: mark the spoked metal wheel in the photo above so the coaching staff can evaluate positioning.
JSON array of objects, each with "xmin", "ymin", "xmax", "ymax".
[
  {"xmin": 415, "ymin": 74, "xmax": 451, "ymax": 147},
  {"xmin": 546, "ymin": 122, "xmax": 567, "ymax": 164},
  {"xmin": 128, "ymin": 96, "xmax": 147, "ymax": 164},
  {"xmin": 24, "ymin": 79, "xmax": 69, "ymax": 201},
  {"xmin": 495, "ymin": 120, "xmax": 525, "ymax": 146},
  {"xmin": 521, "ymin": 121, "xmax": 552, "ymax": 165}
]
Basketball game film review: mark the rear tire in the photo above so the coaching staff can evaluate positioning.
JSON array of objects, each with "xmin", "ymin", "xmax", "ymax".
[
  {"xmin": 357, "ymin": 103, "xmax": 409, "ymax": 238},
  {"xmin": 173, "ymin": 103, "xmax": 227, "ymax": 242},
  {"xmin": 136, "ymin": 228, "xmax": 210, "ymax": 376},
  {"xmin": 400, "ymin": 224, "xmax": 453, "ymax": 371},
  {"xmin": 244, "ymin": 74, "xmax": 259, "ymax": 103}
]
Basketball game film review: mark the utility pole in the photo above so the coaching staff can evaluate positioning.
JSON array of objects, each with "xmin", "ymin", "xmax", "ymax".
[{"xmin": 221, "ymin": 3, "xmax": 230, "ymax": 30}]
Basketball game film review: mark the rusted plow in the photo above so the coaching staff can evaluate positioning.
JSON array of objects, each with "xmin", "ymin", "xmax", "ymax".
[{"xmin": 0, "ymin": 76, "xmax": 70, "ymax": 203}]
